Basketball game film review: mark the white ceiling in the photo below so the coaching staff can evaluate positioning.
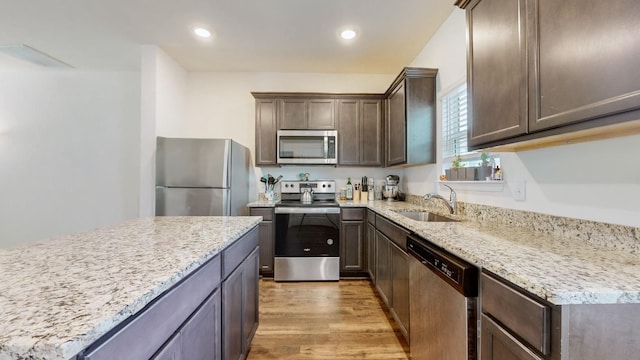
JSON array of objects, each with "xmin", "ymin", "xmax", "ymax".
[{"xmin": 0, "ymin": 0, "xmax": 455, "ymax": 73}]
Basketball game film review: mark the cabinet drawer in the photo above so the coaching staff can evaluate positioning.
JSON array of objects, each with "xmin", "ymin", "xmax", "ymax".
[
  {"xmin": 342, "ymin": 208, "xmax": 365, "ymax": 221},
  {"xmin": 250, "ymin": 207, "xmax": 273, "ymax": 221},
  {"xmin": 376, "ymin": 216, "xmax": 409, "ymax": 251},
  {"xmin": 482, "ymin": 273, "xmax": 551, "ymax": 355},
  {"xmin": 222, "ymin": 227, "xmax": 259, "ymax": 279},
  {"xmin": 367, "ymin": 210, "xmax": 376, "ymax": 225}
]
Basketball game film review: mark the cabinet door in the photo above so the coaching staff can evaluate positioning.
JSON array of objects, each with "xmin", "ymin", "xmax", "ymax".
[
  {"xmin": 151, "ymin": 333, "xmax": 181, "ymax": 360},
  {"xmin": 482, "ymin": 315, "xmax": 543, "ymax": 360},
  {"xmin": 467, "ymin": 0, "xmax": 528, "ymax": 148},
  {"xmin": 387, "ymin": 81, "xmax": 406, "ymax": 166},
  {"xmin": 375, "ymin": 231, "xmax": 392, "ymax": 307},
  {"xmin": 255, "ymin": 99, "xmax": 278, "ymax": 165},
  {"xmin": 528, "ymin": 0, "xmax": 640, "ymax": 132},
  {"xmin": 242, "ymin": 249, "xmax": 259, "ymax": 350},
  {"xmin": 337, "ymin": 99, "xmax": 360, "ymax": 165},
  {"xmin": 308, "ymin": 99, "xmax": 336, "ymax": 129},
  {"xmin": 222, "ymin": 266, "xmax": 244, "ymax": 360},
  {"xmin": 390, "ymin": 243, "xmax": 410, "ymax": 342},
  {"xmin": 360, "ymin": 100, "xmax": 383, "ymax": 166},
  {"xmin": 340, "ymin": 220, "xmax": 364, "ymax": 272},
  {"xmin": 280, "ymin": 99, "xmax": 307, "ymax": 129},
  {"xmin": 366, "ymin": 222, "xmax": 376, "ymax": 280},
  {"xmin": 181, "ymin": 289, "xmax": 222, "ymax": 360}
]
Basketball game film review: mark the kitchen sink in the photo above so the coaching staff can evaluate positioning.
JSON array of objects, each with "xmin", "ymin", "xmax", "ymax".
[{"xmin": 394, "ymin": 211, "xmax": 458, "ymax": 222}]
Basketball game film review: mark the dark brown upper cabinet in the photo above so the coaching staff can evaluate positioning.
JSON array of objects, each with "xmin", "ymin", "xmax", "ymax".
[
  {"xmin": 337, "ymin": 97, "xmax": 384, "ymax": 167},
  {"xmin": 253, "ymin": 97, "xmax": 278, "ymax": 166},
  {"xmin": 279, "ymin": 98, "xmax": 336, "ymax": 129},
  {"xmin": 459, "ymin": 0, "xmax": 640, "ymax": 151},
  {"xmin": 385, "ymin": 67, "xmax": 438, "ymax": 167},
  {"xmin": 465, "ymin": 0, "xmax": 528, "ymax": 148}
]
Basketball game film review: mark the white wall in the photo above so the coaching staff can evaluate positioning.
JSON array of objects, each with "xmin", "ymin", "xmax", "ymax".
[
  {"xmin": 404, "ymin": 9, "xmax": 468, "ymax": 198},
  {"xmin": 139, "ymin": 46, "xmax": 189, "ymax": 217},
  {"xmin": 0, "ymin": 69, "xmax": 141, "ymax": 247},
  {"xmin": 406, "ymin": 9, "xmax": 640, "ymax": 228}
]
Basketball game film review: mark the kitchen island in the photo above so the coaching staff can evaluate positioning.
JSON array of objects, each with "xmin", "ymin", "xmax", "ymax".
[{"xmin": 0, "ymin": 216, "xmax": 261, "ymax": 359}]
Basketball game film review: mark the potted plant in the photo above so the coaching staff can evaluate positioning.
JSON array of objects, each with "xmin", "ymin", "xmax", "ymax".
[
  {"xmin": 446, "ymin": 155, "xmax": 467, "ymax": 181},
  {"xmin": 476, "ymin": 152, "xmax": 493, "ymax": 180}
]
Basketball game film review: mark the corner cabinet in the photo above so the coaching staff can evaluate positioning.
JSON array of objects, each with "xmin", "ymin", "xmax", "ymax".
[
  {"xmin": 337, "ymin": 97, "xmax": 384, "ymax": 167},
  {"xmin": 460, "ymin": 0, "xmax": 640, "ymax": 150},
  {"xmin": 385, "ymin": 67, "xmax": 438, "ymax": 167}
]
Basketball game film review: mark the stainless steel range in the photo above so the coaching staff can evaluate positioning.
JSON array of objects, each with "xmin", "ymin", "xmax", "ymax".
[{"xmin": 274, "ymin": 180, "xmax": 339, "ymax": 281}]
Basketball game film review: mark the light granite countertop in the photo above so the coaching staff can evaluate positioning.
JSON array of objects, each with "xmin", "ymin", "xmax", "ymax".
[
  {"xmin": 0, "ymin": 216, "xmax": 261, "ymax": 360},
  {"xmin": 248, "ymin": 199, "xmax": 639, "ymax": 305},
  {"xmin": 360, "ymin": 200, "xmax": 639, "ymax": 305}
]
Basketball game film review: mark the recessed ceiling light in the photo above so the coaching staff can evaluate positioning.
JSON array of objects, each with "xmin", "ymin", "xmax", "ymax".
[
  {"xmin": 340, "ymin": 29, "xmax": 357, "ymax": 40},
  {"xmin": 338, "ymin": 26, "xmax": 359, "ymax": 40},
  {"xmin": 193, "ymin": 27, "xmax": 212, "ymax": 39}
]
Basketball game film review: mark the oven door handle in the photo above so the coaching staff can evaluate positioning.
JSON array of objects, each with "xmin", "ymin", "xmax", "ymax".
[{"xmin": 275, "ymin": 207, "xmax": 340, "ymax": 214}]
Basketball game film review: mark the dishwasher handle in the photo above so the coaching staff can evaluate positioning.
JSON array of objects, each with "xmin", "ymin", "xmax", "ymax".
[{"xmin": 407, "ymin": 234, "xmax": 478, "ymax": 297}]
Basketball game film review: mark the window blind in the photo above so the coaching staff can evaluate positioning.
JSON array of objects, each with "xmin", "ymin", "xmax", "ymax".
[{"xmin": 442, "ymin": 84, "xmax": 468, "ymax": 158}]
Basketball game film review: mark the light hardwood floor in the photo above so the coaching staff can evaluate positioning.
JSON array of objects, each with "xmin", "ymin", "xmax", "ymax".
[{"xmin": 247, "ymin": 279, "xmax": 410, "ymax": 360}]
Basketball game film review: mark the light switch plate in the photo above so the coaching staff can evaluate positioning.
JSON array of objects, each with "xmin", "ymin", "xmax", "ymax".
[{"xmin": 510, "ymin": 180, "xmax": 526, "ymax": 201}]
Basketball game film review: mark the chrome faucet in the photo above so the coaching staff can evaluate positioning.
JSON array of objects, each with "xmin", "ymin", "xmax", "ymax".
[{"xmin": 424, "ymin": 183, "xmax": 457, "ymax": 214}]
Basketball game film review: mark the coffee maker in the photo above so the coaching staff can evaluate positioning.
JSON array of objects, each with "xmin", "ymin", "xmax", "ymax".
[{"xmin": 382, "ymin": 175, "xmax": 400, "ymax": 201}]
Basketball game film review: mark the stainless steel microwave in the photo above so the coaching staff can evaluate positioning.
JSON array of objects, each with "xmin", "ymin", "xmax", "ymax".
[{"xmin": 277, "ymin": 130, "xmax": 338, "ymax": 165}]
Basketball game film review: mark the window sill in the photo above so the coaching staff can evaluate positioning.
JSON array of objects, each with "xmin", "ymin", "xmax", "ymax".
[{"xmin": 438, "ymin": 180, "xmax": 504, "ymax": 192}]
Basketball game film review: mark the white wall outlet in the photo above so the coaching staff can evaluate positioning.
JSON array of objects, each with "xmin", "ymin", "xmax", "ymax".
[{"xmin": 510, "ymin": 180, "xmax": 526, "ymax": 201}]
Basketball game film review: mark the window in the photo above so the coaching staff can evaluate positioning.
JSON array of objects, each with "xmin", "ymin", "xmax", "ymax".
[{"xmin": 442, "ymin": 83, "xmax": 468, "ymax": 159}]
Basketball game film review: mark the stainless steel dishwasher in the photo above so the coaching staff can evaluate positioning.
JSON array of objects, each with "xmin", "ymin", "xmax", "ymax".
[{"xmin": 407, "ymin": 233, "xmax": 479, "ymax": 360}]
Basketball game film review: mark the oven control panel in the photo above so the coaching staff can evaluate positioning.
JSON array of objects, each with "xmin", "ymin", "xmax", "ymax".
[{"xmin": 281, "ymin": 180, "xmax": 336, "ymax": 194}]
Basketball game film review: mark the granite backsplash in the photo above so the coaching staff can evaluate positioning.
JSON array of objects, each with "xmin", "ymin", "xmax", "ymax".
[{"xmin": 403, "ymin": 194, "xmax": 639, "ymax": 254}]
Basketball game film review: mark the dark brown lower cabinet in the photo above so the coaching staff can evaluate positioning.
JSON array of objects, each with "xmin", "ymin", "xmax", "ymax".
[
  {"xmin": 390, "ymin": 242, "xmax": 409, "ymax": 341},
  {"xmin": 371, "ymin": 213, "xmax": 410, "ymax": 343},
  {"xmin": 375, "ymin": 230, "xmax": 392, "ymax": 307},
  {"xmin": 366, "ymin": 221, "xmax": 376, "ymax": 281},
  {"xmin": 481, "ymin": 270, "xmax": 640, "ymax": 360},
  {"xmin": 481, "ymin": 314, "xmax": 542, "ymax": 360},
  {"xmin": 154, "ymin": 289, "xmax": 222, "ymax": 360},
  {"xmin": 340, "ymin": 208, "xmax": 366, "ymax": 276},
  {"xmin": 223, "ymin": 247, "xmax": 259, "ymax": 360}
]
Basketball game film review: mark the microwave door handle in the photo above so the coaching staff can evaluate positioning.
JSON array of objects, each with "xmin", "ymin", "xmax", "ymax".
[{"xmin": 323, "ymin": 136, "xmax": 328, "ymax": 159}]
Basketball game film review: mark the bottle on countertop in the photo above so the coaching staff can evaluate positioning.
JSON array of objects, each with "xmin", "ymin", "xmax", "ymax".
[
  {"xmin": 346, "ymin": 177, "xmax": 353, "ymax": 200},
  {"xmin": 494, "ymin": 166, "xmax": 503, "ymax": 180}
]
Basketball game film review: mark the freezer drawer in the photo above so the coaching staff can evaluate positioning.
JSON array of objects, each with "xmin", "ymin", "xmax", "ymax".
[{"xmin": 156, "ymin": 188, "xmax": 230, "ymax": 216}]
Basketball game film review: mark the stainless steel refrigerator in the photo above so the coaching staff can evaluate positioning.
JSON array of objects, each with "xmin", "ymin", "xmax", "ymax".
[{"xmin": 155, "ymin": 137, "xmax": 250, "ymax": 216}]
